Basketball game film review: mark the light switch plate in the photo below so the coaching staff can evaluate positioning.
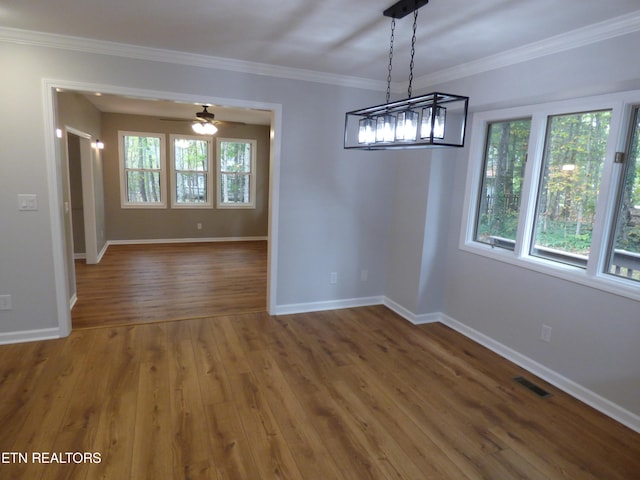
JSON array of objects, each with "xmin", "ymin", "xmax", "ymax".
[
  {"xmin": 0, "ymin": 295, "xmax": 12, "ymax": 311},
  {"xmin": 18, "ymin": 194, "xmax": 38, "ymax": 211}
]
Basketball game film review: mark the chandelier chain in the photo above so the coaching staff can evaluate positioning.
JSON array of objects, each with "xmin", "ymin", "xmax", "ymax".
[
  {"xmin": 408, "ymin": 9, "xmax": 418, "ymax": 98},
  {"xmin": 386, "ymin": 18, "xmax": 396, "ymax": 104}
]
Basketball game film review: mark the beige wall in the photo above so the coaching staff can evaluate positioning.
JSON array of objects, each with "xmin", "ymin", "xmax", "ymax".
[
  {"xmin": 55, "ymin": 91, "xmax": 104, "ymax": 298},
  {"xmin": 102, "ymin": 113, "xmax": 270, "ymax": 240},
  {"xmin": 66, "ymin": 133, "xmax": 85, "ymax": 254}
]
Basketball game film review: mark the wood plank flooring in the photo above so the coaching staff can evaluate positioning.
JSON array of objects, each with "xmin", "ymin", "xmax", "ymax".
[
  {"xmin": 72, "ymin": 241, "xmax": 267, "ymax": 329},
  {"xmin": 1, "ymin": 306, "xmax": 639, "ymax": 479}
]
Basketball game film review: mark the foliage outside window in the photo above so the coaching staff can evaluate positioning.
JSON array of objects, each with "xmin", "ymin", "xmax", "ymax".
[
  {"xmin": 475, "ymin": 119, "xmax": 530, "ymax": 249},
  {"xmin": 171, "ymin": 136, "xmax": 212, "ymax": 207},
  {"xmin": 531, "ymin": 110, "xmax": 611, "ymax": 267},
  {"xmin": 119, "ymin": 132, "xmax": 166, "ymax": 208},
  {"xmin": 607, "ymin": 107, "xmax": 640, "ymax": 281},
  {"xmin": 217, "ymin": 138, "xmax": 256, "ymax": 208},
  {"xmin": 463, "ymin": 92, "xmax": 640, "ymax": 300}
]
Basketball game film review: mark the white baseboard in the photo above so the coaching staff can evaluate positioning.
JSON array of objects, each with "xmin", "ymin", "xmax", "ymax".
[
  {"xmin": 107, "ymin": 236, "xmax": 267, "ymax": 246},
  {"xmin": 434, "ymin": 313, "xmax": 640, "ymax": 434},
  {"xmin": 0, "ymin": 327, "xmax": 63, "ymax": 346},
  {"xmin": 273, "ymin": 296, "xmax": 384, "ymax": 316},
  {"xmin": 96, "ymin": 242, "xmax": 109, "ymax": 263},
  {"xmin": 383, "ymin": 297, "xmax": 441, "ymax": 325},
  {"xmin": 73, "ymin": 253, "xmax": 86, "ymax": 260},
  {"xmin": 69, "ymin": 293, "xmax": 78, "ymax": 310}
]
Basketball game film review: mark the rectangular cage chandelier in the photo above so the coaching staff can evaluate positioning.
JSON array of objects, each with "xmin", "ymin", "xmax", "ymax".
[{"xmin": 344, "ymin": 0, "xmax": 469, "ymax": 150}]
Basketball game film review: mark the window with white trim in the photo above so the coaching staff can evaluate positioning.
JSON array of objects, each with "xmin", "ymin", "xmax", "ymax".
[
  {"xmin": 119, "ymin": 131, "xmax": 166, "ymax": 208},
  {"xmin": 170, "ymin": 135, "xmax": 212, "ymax": 208},
  {"xmin": 530, "ymin": 109, "xmax": 611, "ymax": 267},
  {"xmin": 217, "ymin": 138, "xmax": 256, "ymax": 208},
  {"xmin": 461, "ymin": 91, "xmax": 640, "ymax": 300},
  {"xmin": 474, "ymin": 118, "xmax": 530, "ymax": 250}
]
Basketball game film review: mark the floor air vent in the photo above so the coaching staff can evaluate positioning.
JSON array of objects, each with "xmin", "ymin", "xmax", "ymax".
[{"xmin": 513, "ymin": 376, "xmax": 551, "ymax": 398}]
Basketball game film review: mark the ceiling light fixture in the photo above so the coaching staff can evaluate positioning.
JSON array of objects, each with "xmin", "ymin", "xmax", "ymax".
[
  {"xmin": 192, "ymin": 121, "xmax": 218, "ymax": 135},
  {"xmin": 191, "ymin": 105, "xmax": 219, "ymax": 135},
  {"xmin": 344, "ymin": 0, "xmax": 469, "ymax": 150}
]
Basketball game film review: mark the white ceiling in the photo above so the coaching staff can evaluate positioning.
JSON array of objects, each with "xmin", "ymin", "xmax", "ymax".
[{"xmin": 3, "ymin": 0, "xmax": 640, "ymax": 119}]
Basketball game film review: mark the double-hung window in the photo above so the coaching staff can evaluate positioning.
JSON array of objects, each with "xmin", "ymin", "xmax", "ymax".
[
  {"xmin": 119, "ymin": 131, "xmax": 166, "ymax": 208},
  {"xmin": 170, "ymin": 135, "xmax": 212, "ymax": 208},
  {"xmin": 462, "ymin": 91, "xmax": 640, "ymax": 300},
  {"xmin": 217, "ymin": 138, "xmax": 257, "ymax": 209}
]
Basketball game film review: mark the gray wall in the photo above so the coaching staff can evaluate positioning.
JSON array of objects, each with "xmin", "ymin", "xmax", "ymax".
[{"xmin": 101, "ymin": 113, "xmax": 270, "ymax": 240}]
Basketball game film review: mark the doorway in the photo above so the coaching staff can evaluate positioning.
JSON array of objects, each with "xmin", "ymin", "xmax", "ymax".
[{"xmin": 45, "ymin": 80, "xmax": 282, "ymax": 336}]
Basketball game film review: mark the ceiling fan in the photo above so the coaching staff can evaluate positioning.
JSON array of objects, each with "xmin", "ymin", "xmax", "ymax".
[{"xmin": 160, "ymin": 105, "xmax": 245, "ymax": 134}]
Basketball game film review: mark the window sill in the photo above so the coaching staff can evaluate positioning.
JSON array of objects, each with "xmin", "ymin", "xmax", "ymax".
[
  {"xmin": 216, "ymin": 204, "xmax": 256, "ymax": 210},
  {"xmin": 120, "ymin": 203, "xmax": 167, "ymax": 209},
  {"xmin": 460, "ymin": 240, "xmax": 640, "ymax": 304},
  {"xmin": 171, "ymin": 203, "xmax": 213, "ymax": 209}
]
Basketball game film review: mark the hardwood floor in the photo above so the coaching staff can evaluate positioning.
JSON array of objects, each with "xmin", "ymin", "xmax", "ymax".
[
  {"xmin": 72, "ymin": 241, "xmax": 267, "ymax": 329},
  {"xmin": 1, "ymin": 306, "xmax": 638, "ymax": 479}
]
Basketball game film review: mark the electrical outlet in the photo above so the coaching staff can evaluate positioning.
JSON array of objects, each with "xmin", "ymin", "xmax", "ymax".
[
  {"xmin": 0, "ymin": 295, "xmax": 12, "ymax": 311},
  {"xmin": 330, "ymin": 272, "xmax": 338, "ymax": 285},
  {"xmin": 196, "ymin": 223, "xmax": 202, "ymax": 230},
  {"xmin": 541, "ymin": 324, "xmax": 552, "ymax": 343},
  {"xmin": 360, "ymin": 269, "xmax": 368, "ymax": 282}
]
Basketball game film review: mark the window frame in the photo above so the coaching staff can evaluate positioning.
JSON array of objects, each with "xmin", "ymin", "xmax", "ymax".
[
  {"xmin": 118, "ymin": 131, "xmax": 167, "ymax": 209},
  {"xmin": 216, "ymin": 137, "xmax": 257, "ymax": 209},
  {"xmin": 169, "ymin": 134, "xmax": 213, "ymax": 209},
  {"xmin": 473, "ymin": 116, "xmax": 532, "ymax": 250},
  {"xmin": 460, "ymin": 91, "xmax": 640, "ymax": 302}
]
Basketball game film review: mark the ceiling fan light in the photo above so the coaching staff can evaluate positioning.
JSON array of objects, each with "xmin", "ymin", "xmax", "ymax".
[
  {"xmin": 192, "ymin": 122, "xmax": 205, "ymax": 134},
  {"xmin": 202, "ymin": 122, "xmax": 218, "ymax": 135},
  {"xmin": 192, "ymin": 121, "xmax": 218, "ymax": 135}
]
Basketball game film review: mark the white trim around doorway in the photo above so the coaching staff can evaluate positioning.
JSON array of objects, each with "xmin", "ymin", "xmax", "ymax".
[{"xmin": 43, "ymin": 79, "xmax": 282, "ymax": 338}]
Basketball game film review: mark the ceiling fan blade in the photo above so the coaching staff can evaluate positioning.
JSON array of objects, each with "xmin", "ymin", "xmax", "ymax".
[
  {"xmin": 159, "ymin": 117, "xmax": 246, "ymax": 126},
  {"xmin": 159, "ymin": 117, "xmax": 192, "ymax": 122}
]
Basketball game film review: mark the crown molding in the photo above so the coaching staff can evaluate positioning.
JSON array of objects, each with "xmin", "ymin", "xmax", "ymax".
[
  {"xmin": 0, "ymin": 26, "xmax": 389, "ymax": 92},
  {"xmin": 412, "ymin": 9, "xmax": 640, "ymax": 90},
  {"xmin": 3, "ymin": 10, "xmax": 640, "ymax": 94}
]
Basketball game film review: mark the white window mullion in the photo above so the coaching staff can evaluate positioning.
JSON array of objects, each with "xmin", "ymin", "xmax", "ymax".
[{"xmin": 515, "ymin": 112, "xmax": 548, "ymax": 260}]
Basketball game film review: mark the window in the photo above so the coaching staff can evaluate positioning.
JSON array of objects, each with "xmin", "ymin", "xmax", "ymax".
[
  {"xmin": 474, "ymin": 118, "xmax": 531, "ymax": 250},
  {"xmin": 531, "ymin": 110, "xmax": 611, "ymax": 267},
  {"xmin": 607, "ymin": 106, "xmax": 640, "ymax": 281},
  {"xmin": 217, "ymin": 138, "xmax": 256, "ymax": 208},
  {"xmin": 170, "ymin": 135, "xmax": 212, "ymax": 208},
  {"xmin": 119, "ymin": 131, "xmax": 166, "ymax": 208},
  {"xmin": 461, "ymin": 91, "xmax": 640, "ymax": 300}
]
